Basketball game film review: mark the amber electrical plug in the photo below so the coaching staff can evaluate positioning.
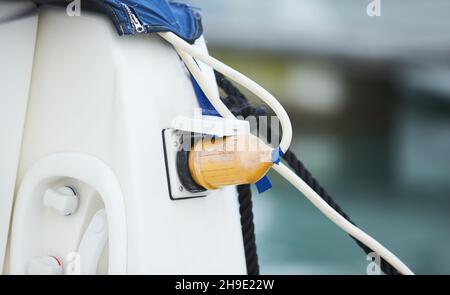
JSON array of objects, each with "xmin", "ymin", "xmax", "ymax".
[{"xmin": 187, "ymin": 134, "xmax": 274, "ymax": 190}]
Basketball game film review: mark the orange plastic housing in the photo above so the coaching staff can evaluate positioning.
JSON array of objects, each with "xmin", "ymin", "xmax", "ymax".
[{"xmin": 188, "ymin": 135, "xmax": 274, "ymax": 190}]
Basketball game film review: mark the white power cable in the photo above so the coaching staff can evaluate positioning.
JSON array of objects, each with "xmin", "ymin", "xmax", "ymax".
[
  {"xmin": 159, "ymin": 32, "xmax": 293, "ymax": 153},
  {"xmin": 160, "ymin": 32, "xmax": 414, "ymax": 275},
  {"xmin": 274, "ymin": 163, "xmax": 414, "ymax": 275}
]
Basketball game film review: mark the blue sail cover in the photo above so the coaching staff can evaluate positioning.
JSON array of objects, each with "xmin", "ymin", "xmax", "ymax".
[{"xmin": 100, "ymin": 0, "xmax": 203, "ymax": 43}]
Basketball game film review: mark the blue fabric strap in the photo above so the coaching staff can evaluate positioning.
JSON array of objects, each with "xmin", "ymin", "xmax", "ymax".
[
  {"xmin": 254, "ymin": 147, "xmax": 284, "ymax": 194},
  {"xmin": 189, "ymin": 75, "xmax": 221, "ymax": 117},
  {"xmin": 272, "ymin": 146, "xmax": 284, "ymax": 164},
  {"xmin": 255, "ymin": 175, "xmax": 273, "ymax": 194}
]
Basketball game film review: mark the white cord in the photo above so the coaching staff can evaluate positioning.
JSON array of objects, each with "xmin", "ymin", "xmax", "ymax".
[
  {"xmin": 158, "ymin": 32, "xmax": 293, "ymax": 153},
  {"xmin": 273, "ymin": 163, "xmax": 414, "ymax": 275},
  {"xmin": 160, "ymin": 31, "xmax": 414, "ymax": 275}
]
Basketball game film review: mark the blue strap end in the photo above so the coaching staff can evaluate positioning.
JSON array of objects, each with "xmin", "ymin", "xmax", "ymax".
[
  {"xmin": 272, "ymin": 147, "xmax": 284, "ymax": 165},
  {"xmin": 189, "ymin": 74, "xmax": 221, "ymax": 117},
  {"xmin": 255, "ymin": 175, "xmax": 273, "ymax": 194},
  {"xmin": 255, "ymin": 147, "xmax": 284, "ymax": 194}
]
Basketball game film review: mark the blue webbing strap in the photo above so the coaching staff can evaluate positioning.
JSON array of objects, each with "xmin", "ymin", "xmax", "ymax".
[
  {"xmin": 254, "ymin": 147, "xmax": 284, "ymax": 193},
  {"xmin": 189, "ymin": 75, "xmax": 221, "ymax": 117}
]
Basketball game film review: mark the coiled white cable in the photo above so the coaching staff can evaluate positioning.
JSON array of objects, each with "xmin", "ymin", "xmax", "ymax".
[{"xmin": 159, "ymin": 32, "xmax": 414, "ymax": 275}]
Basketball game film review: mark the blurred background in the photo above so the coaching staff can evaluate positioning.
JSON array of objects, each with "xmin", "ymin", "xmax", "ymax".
[{"xmin": 187, "ymin": 0, "xmax": 450, "ymax": 274}]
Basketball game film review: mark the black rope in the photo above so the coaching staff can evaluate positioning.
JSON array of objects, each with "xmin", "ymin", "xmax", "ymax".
[
  {"xmin": 215, "ymin": 71, "xmax": 400, "ymax": 275},
  {"xmin": 215, "ymin": 73, "xmax": 262, "ymax": 275},
  {"xmin": 237, "ymin": 185, "xmax": 260, "ymax": 275}
]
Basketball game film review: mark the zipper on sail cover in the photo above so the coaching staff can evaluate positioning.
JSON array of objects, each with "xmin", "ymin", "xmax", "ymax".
[{"xmin": 122, "ymin": 4, "xmax": 145, "ymax": 34}]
